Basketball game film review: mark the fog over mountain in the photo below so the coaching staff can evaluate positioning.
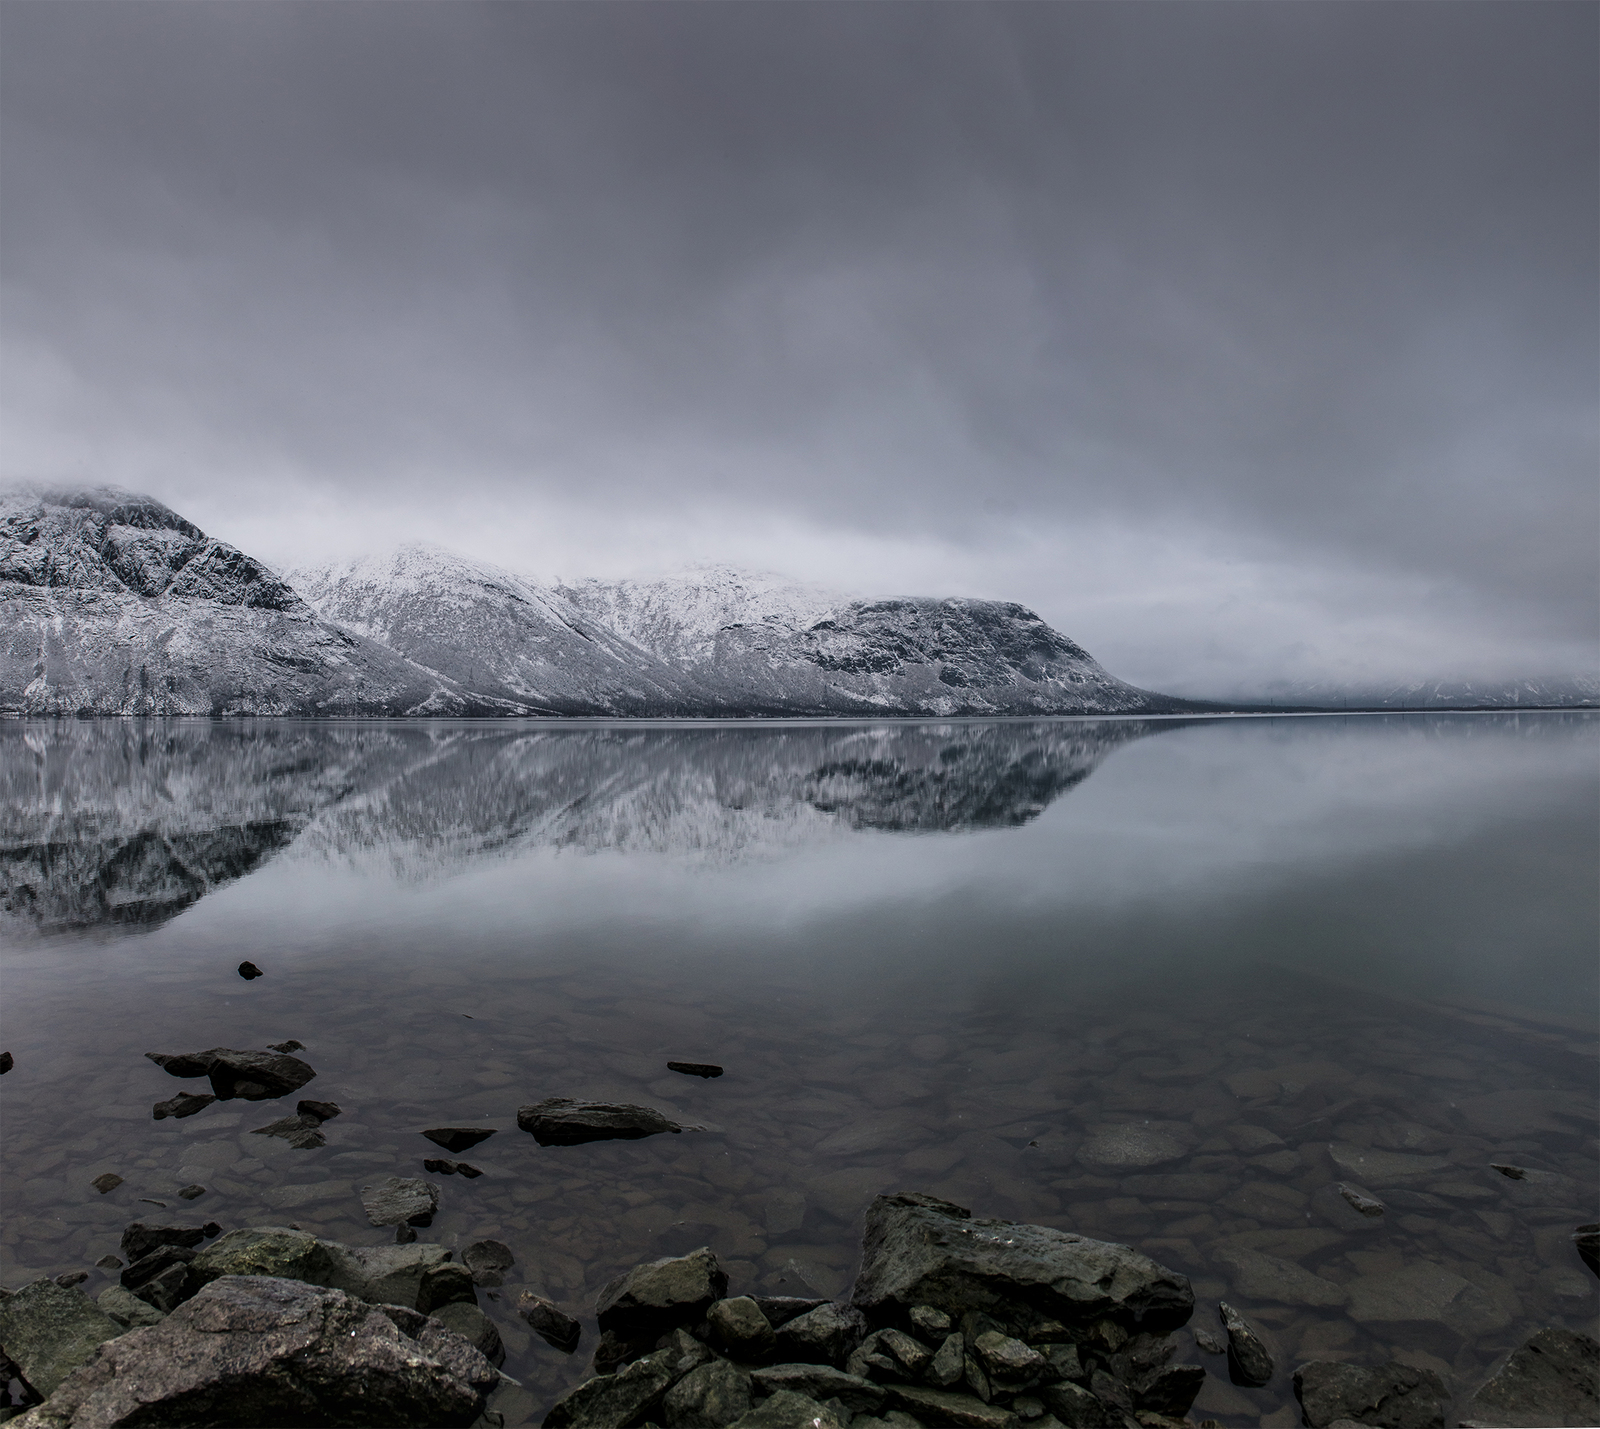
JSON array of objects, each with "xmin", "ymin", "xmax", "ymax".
[{"xmin": 2, "ymin": 4, "xmax": 1594, "ymax": 697}]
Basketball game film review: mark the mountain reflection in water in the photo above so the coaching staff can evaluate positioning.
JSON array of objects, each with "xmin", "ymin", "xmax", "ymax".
[{"xmin": 0, "ymin": 719, "xmax": 1178, "ymax": 936}]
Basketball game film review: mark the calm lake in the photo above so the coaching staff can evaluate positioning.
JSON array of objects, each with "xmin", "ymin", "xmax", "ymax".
[{"xmin": 2, "ymin": 713, "xmax": 1596, "ymax": 1426}]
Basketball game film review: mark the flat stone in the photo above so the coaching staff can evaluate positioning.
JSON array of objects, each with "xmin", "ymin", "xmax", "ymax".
[
  {"xmin": 1294, "ymin": 1359, "xmax": 1447, "ymax": 1429},
  {"xmin": 1492, "ymin": 1166, "xmax": 1583, "ymax": 1208},
  {"xmin": 730, "ymin": 1389, "xmax": 847, "ymax": 1429},
  {"xmin": 1211, "ymin": 1247, "xmax": 1346, "ymax": 1307},
  {"xmin": 517, "ymin": 1291, "xmax": 581, "ymax": 1353},
  {"xmin": 663, "ymin": 1357, "xmax": 752, "ymax": 1426},
  {"xmin": 888, "ymin": 1382, "xmax": 1022, "ymax": 1428},
  {"xmin": 192, "ymin": 1228, "xmax": 328, "ymax": 1292},
  {"xmin": 852, "ymin": 1192, "xmax": 1194, "ymax": 1336},
  {"xmin": 0, "ymin": 1279, "xmax": 125, "ymax": 1398},
  {"xmin": 753, "ymin": 1363, "xmax": 885, "ymax": 1414},
  {"xmin": 1219, "ymin": 1182, "xmax": 1308, "ymax": 1225},
  {"xmin": 461, "ymin": 1240, "xmax": 513, "ymax": 1287},
  {"xmin": 14, "ymin": 1275, "xmax": 497, "ymax": 1428},
  {"xmin": 146, "ymin": 1048, "xmax": 317, "ymax": 1101},
  {"xmin": 1076, "ymin": 1124, "xmax": 1189, "ymax": 1169},
  {"xmin": 1039, "ymin": 1380, "xmax": 1125, "ymax": 1426},
  {"xmin": 709, "ymin": 1296, "xmax": 777, "ymax": 1360},
  {"xmin": 176, "ymin": 1185, "xmax": 205, "ymax": 1201},
  {"xmin": 1224, "ymin": 1125, "xmax": 1286, "ymax": 1152},
  {"xmin": 90, "ymin": 1174, "xmax": 123, "ymax": 1195},
  {"xmin": 320, "ymin": 1239, "xmax": 450, "ymax": 1308},
  {"xmin": 151, "ymin": 1093, "xmax": 216, "ymax": 1121},
  {"xmin": 667, "ymin": 1061, "xmax": 724, "ymax": 1078},
  {"xmin": 1328, "ymin": 1144, "xmax": 1450, "ymax": 1185},
  {"xmin": 1346, "ymin": 1262, "xmax": 1515, "ymax": 1338},
  {"xmin": 1455, "ymin": 1088, "xmax": 1591, "ymax": 1138},
  {"xmin": 1460, "ymin": 1327, "xmax": 1600, "ymax": 1428},
  {"xmin": 360, "ymin": 1176, "xmax": 441, "ymax": 1227},
  {"xmin": 519, "ymin": 1097, "xmax": 683, "ymax": 1146},
  {"xmin": 265, "ymin": 1040, "xmax": 303, "ymax": 1053},
  {"xmin": 772, "ymin": 1301, "xmax": 867, "ymax": 1366},
  {"xmin": 421, "ymin": 1127, "xmax": 496, "ymax": 1154},
  {"xmin": 1218, "ymin": 1301, "xmax": 1273, "ymax": 1387},
  {"xmin": 596, "ymin": 1246, "xmax": 727, "ymax": 1339}
]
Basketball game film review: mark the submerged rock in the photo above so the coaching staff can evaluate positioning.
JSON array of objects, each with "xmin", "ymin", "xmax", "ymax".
[
  {"xmin": 851, "ymin": 1192, "xmax": 1194, "ymax": 1336},
  {"xmin": 517, "ymin": 1097, "xmax": 684, "ymax": 1146},
  {"xmin": 516, "ymin": 1291, "xmax": 581, "ymax": 1353},
  {"xmin": 1218, "ymin": 1301, "xmax": 1273, "ymax": 1387},
  {"xmin": 250, "ymin": 1114, "xmax": 327, "ymax": 1149},
  {"xmin": 423, "ymin": 1157, "xmax": 485, "ymax": 1177},
  {"xmin": 90, "ymin": 1174, "xmax": 123, "ymax": 1195},
  {"xmin": 667, "ymin": 1061, "xmax": 725, "ymax": 1078},
  {"xmin": 1460, "ymin": 1327, "xmax": 1599, "ymax": 1428},
  {"xmin": 11, "ymin": 1275, "xmax": 498, "ymax": 1429},
  {"xmin": 295, "ymin": 1099, "xmax": 341, "ymax": 1122},
  {"xmin": 0, "ymin": 1279, "xmax": 124, "ymax": 1399},
  {"xmin": 461, "ymin": 1240, "xmax": 514, "ymax": 1287},
  {"xmin": 421, "ymin": 1127, "xmax": 497, "ymax": 1154},
  {"xmin": 360, "ymin": 1176, "xmax": 441, "ymax": 1228},
  {"xmin": 145, "ymin": 1048, "xmax": 316, "ymax": 1101},
  {"xmin": 1293, "ymin": 1359, "xmax": 1448, "ymax": 1429},
  {"xmin": 265, "ymin": 1040, "xmax": 304, "ymax": 1053},
  {"xmin": 151, "ymin": 1092, "xmax": 216, "ymax": 1121},
  {"xmin": 596, "ymin": 1246, "xmax": 728, "ymax": 1341},
  {"xmin": 1074, "ymin": 1123, "xmax": 1190, "ymax": 1169},
  {"xmin": 175, "ymin": 1185, "xmax": 205, "ymax": 1201}
]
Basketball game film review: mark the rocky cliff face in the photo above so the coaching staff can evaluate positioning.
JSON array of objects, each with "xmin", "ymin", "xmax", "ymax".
[{"xmin": 0, "ymin": 489, "xmax": 511, "ymax": 717}]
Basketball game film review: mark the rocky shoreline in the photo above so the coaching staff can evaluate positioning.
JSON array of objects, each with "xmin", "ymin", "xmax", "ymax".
[{"xmin": 0, "ymin": 1189, "xmax": 1594, "ymax": 1427}]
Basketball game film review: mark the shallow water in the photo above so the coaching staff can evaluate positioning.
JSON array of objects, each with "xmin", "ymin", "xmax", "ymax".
[{"xmin": 2, "ymin": 713, "xmax": 1596, "ymax": 1426}]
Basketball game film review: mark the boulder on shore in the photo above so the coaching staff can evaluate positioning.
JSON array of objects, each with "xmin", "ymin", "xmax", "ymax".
[
  {"xmin": 851, "ymin": 1191, "xmax": 1194, "ymax": 1336},
  {"xmin": 1293, "ymin": 1358, "xmax": 1448, "ymax": 1429},
  {"xmin": 10, "ymin": 1276, "xmax": 498, "ymax": 1429},
  {"xmin": 0, "ymin": 1280, "xmax": 124, "ymax": 1400},
  {"xmin": 1460, "ymin": 1327, "xmax": 1600, "ymax": 1428}
]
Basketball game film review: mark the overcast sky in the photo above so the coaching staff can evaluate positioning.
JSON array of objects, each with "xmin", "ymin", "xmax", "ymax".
[{"xmin": 3, "ymin": 2, "xmax": 1594, "ymax": 696}]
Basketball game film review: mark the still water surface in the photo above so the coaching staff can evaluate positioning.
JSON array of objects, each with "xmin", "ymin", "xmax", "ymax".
[{"xmin": 2, "ymin": 714, "xmax": 1596, "ymax": 1425}]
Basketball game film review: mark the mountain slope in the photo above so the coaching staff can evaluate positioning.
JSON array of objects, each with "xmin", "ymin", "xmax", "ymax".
[
  {"xmin": 0, "ymin": 487, "xmax": 511, "ymax": 716},
  {"xmin": 289, "ymin": 544, "xmax": 716, "ymax": 715},
  {"xmin": 559, "ymin": 565, "xmax": 1196, "ymax": 716}
]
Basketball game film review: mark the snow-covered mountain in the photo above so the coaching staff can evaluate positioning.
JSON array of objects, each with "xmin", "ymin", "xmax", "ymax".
[
  {"xmin": 294, "ymin": 545, "xmax": 1195, "ymax": 716},
  {"xmin": 290, "ymin": 544, "xmax": 710, "ymax": 715},
  {"xmin": 0, "ymin": 488, "xmax": 513, "ymax": 716}
]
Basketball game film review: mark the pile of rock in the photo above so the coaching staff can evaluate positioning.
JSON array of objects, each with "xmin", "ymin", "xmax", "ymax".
[{"xmin": 546, "ymin": 1191, "xmax": 1205, "ymax": 1429}]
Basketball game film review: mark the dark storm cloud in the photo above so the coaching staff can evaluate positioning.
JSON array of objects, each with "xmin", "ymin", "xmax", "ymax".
[{"xmin": 2, "ymin": 1, "xmax": 1595, "ymax": 688}]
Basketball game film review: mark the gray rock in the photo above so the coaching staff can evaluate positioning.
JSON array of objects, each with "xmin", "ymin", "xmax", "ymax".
[
  {"xmin": 360, "ymin": 1176, "xmax": 441, "ymax": 1227},
  {"xmin": 852, "ymin": 1192, "xmax": 1193, "ymax": 1336},
  {"xmin": 421, "ymin": 1128, "xmax": 497, "ymax": 1154},
  {"xmin": 1345, "ymin": 1263, "xmax": 1514, "ymax": 1338},
  {"xmin": 119, "ymin": 1249, "xmax": 200, "ymax": 1314},
  {"xmin": 1327, "ymin": 1144, "xmax": 1449, "ymax": 1185},
  {"xmin": 1130, "ymin": 1362, "xmax": 1205, "ymax": 1417},
  {"xmin": 11, "ymin": 1276, "xmax": 497, "ymax": 1428},
  {"xmin": 1075, "ymin": 1125, "xmax": 1189, "ymax": 1169},
  {"xmin": 664, "ymin": 1358, "xmax": 754, "ymax": 1426},
  {"xmin": 1337, "ymin": 1182, "xmax": 1384, "ymax": 1217},
  {"xmin": 515, "ymin": 1291, "xmax": 581, "ymax": 1353},
  {"xmin": 971, "ymin": 1330, "xmax": 1044, "ymax": 1392},
  {"xmin": 119, "ymin": 1224, "xmax": 205, "ymax": 1263},
  {"xmin": 1218, "ymin": 1301, "xmax": 1272, "ymax": 1387},
  {"xmin": 89, "ymin": 1176, "xmax": 123, "ymax": 1196},
  {"xmin": 319, "ymin": 1239, "xmax": 450, "ymax": 1308},
  {"xmin": 1293, "ymin": 1359, "xmax": 1447, "ymax": 1429},
  {"xmin": 544, "ymin": 1343, "xmax": 679, "ymax": 1428},
  {"xmin": 175, "ymin": 1186, "xmax": 205, "ymax": 1202},
  {"xmin": 146, "ymin": 1048, "xmax": 316, "ymax": 1102},
  {"xmin": 709, "ymin": 1297, "xmax": 778, "ymax": 1360},
  {"xmin": 1039, "ymin": 1380, "xmax": 1125, "ymax": 1427},
  {"xmin": 772, "ymin": 1301, "xmax": 867, "ymax": 1366},
  {"xmin": 1210, "ymin": 1247, "xmax": 1346, "ymax": 1307},
  {"xmin": 1460, "ymin": 1327, "xmax": 1599, "ymax": 1428},
  {"xmin": 729, "ymin": 1389, "xmax": 847, "ymax": 1429},
  {"xmin": 1192, "ymin": 1324, "xmax": 1225, "ymax": 1355},
  {"xmin": 1040, "ymin": 1342, "xmax": 1082, "ymax": 1383},
  {"xmin": 249, "ymin": 1114, "xmax": 327, "ymax": 1149},
  {"xmin": 928, "ymin": 1331, "xmax": 966, "ymax": 1387},
  {"xmin": 1576, "ymin": 1223, "xmax": 1599, "ymax": 1277},
  {"xmin": 94, "ymin": 1288, "xmax": 164, "ymax": 1331},
  {"xmin": 595, "ymin": 1246, "xmax": 727, "ymax": 1340},
  {"xmin": 461, "ymin": 1240, "xmax": 514, "ymax": 1288},
  {"xmin": 295, "ymin": 1099, "xmax": 341, "ymax": 1122},
  {"xmin": 1311, "ymin": 1183, "xmax": 1386, "ymax": 1234},
  {"xmin": 417, "ymin": 1264, "xmax": 477, "ymax": 1316},
  {"xmin": 752, "ymin": 1297, "xmax": 829, "ymax": 1330},
  {"xmin": 1490, "ymin": 1165, "xmax": 1583, "ymax": 1208},
  {"xmin": 753, "ymin": 1364, "xmax": 886, "ymax": 1414},
  {"xmin": 877, "ymin": 1328, "xmax": 933, "ymax": 1379},
  {"xmin": 0, "ymin": 1280, "xmax": 125, "ymax": 1399},
  {"xmin": 908, "ymin": 1305, "xmax": 952, "ymax": 1339},
  {"xmin": 151, "ymin": 1092, "xmax": 216, "ymax": 1121},
  {"xmin": 887, "ymin": 1383, "xmax": 1022, "ymax": 1427},
  {"xmin": 191, "ymin": 1228, "xmax": 334, "ymax": 1290},
  {"xmin": 517, "ymin": 1097, "xmax": 683, "ymax": 1146},
  {"xmin": 426, "ymin": 1302, "xmax": 504, "ymax": 1367}
]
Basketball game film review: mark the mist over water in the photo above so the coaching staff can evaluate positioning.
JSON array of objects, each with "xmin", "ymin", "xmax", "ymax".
[{"xmin": 1, "ymin": 713, "xmax": 1595, "ymax": 1424}]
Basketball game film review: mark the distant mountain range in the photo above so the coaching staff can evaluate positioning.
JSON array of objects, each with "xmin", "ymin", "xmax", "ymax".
[
  {"xmin": 1, "ymin": 486, "xmax": 1200, "ymax": 717},
  {"xmin": 1, "ymin": 486, "xmax": 1592, "ymax": 717}
]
